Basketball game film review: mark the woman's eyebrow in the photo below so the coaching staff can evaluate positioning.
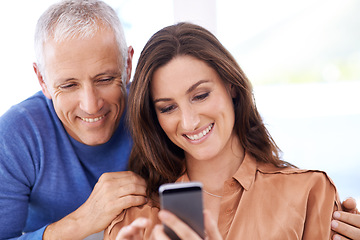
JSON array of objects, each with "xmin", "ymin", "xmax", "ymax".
[
  {"xmin": 186, "ymin": 80, "xmax": 210, "ymax": 94},
  {"xmin": 153, "ymin": 97, "xmax": 172, "ymax": 104}
]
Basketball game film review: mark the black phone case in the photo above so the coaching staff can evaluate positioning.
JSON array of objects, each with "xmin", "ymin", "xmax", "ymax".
[{"xmin": 159, "ymin": 182, "xmax": 204, "ymax": 239}]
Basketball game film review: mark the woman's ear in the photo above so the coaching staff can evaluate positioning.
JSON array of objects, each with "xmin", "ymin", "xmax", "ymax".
[{"xmin": 230, "ymin": 84, "xmax": 237, "ymax": 98}]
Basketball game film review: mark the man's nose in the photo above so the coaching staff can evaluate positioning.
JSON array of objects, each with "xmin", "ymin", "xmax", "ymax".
[{"xmin": 79, "ymin": 85, "xmax": 103, "ymax": 114}]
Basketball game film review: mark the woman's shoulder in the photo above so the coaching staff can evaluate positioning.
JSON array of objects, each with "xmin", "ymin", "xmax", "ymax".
[
  {"xmin": 251, "ymin": 162, "xmax": 341, "ymax": 212},
  {"xmin": 105, "ymin": 200, "xmax": 160, "ymax": 239},
  {"xmin": 124, "ymin": 200, "xmax": 160, "ymax": 220},
  {"xmin": 256, "ymin": 161, "xmax": 338, "ymax": 192}
]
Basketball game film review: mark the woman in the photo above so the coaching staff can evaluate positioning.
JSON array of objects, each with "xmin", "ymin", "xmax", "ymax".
[{"xmin": 104, "ymin": 22, "xmax": 341, "ymax": 239}]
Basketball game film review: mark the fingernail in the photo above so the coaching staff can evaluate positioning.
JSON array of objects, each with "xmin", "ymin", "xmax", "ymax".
[
  {"xmin": 333, "ymin": 234, "xmax": 341, "ymax": 240},
  {"xmin": 333, "ymin": 211, "xmax": 341, "ymax": 219},
  {"xmin": 331, "ymin": 220, "xmax": 338, "ymax": 229},
  {"xmin": 139, "ymin": 218, "xmax": 147, "ymax": 224}
]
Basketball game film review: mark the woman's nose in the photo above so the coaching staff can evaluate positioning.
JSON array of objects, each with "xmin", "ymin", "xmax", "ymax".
[{"xmin": 180, "ymin": 106, "xmax": 200, "ymax": 131}]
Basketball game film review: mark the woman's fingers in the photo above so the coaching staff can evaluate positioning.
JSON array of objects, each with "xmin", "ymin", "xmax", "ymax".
[
  {"xmin": 203, "ymin": 210, "xmax": 223, "ymax": 240},
  {"xmin": 149, "ymin": 224, "xmax": 171, "ymax": 240},
  {"xmin": 158, "ymin": 210, "xmax": 203, "ymax": 239},
  {"xmin": 115, "ymin": 217, "xmax": 150, "ymax": 240}
]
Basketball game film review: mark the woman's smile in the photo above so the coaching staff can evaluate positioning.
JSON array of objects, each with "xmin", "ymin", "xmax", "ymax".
[{"xmin": 183, "ymin": 123, "xmax": 214, "ymax": 142}]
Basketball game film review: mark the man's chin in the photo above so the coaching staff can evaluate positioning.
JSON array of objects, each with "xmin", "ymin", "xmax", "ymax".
[
  {"xmin": 67, "ymin": 124, "xmax": 116, "ymax": 146},
  {"xmin": 77, "ymin": 134, "xmax": 112, "ymax": 146}
]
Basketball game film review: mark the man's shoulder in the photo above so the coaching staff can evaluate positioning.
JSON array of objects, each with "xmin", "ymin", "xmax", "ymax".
[
  {"xmin": 10, "ymin": 91, "xmax": 48, "ymax": 113},
  {"xmin": 0, "ymin": 91, "xmax": 57, "ymax": 141},
  {"xmin": 0, "ymin": 92, "xmax": 50, "ymax": 125}
]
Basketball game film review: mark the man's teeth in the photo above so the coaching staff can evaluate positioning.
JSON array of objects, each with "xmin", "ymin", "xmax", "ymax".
[
  {"xmin": 187, "ymin": 124, "xmax": 213, "ymax": 140},
  {"xmin": 81, "ymin": 115, "xmax": 104, "ymax": 123}
]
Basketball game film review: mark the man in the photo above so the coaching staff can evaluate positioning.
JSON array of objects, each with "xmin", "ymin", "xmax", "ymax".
[
  {"xmin": 0, "ymin": 1, "xmax": 146, "ymax": 239},
  {"xmin": 0, "ymin": 0, "xmax": 358, "ymax": 240}
]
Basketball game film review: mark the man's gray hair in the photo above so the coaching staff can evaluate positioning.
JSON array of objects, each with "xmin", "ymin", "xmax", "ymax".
[{"xmin": 34, "ymin": 0, "xmax": 128, "ymax": 82}]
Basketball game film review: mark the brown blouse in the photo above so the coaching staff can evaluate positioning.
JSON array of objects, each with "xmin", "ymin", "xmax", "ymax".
[{"xmin": 105, "ymin": 153, "xmax": 341, "ymax": 239}]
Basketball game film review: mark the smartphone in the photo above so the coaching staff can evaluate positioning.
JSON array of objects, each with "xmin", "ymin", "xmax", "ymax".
[{"xmin": 159, "ymin": 182, "xmax": 205, "ymax": 240}]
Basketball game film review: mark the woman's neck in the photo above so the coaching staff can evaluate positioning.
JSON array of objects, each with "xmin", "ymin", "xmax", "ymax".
[{"xmin": 185, "ymin": 135, "xmax": 245, "ymax": 194}]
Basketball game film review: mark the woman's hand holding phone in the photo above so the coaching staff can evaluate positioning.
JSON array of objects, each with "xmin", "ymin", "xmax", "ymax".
[
  {"xmin": 115, "ymin": 182, "xmax": 223, "ymax": 240},
  {"xmin": 115, "ymin": 210, "xmax": 222, "ymax": 240},
  {"xmin": 150, "ymin": 209, "xmax": 222, "ymax": 240}
]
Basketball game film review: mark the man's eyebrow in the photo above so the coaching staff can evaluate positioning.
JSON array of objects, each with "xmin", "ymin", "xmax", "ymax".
[
  {"xmin": 54, "ymin": 70, "xmax": 121, "ymax": 83},
  {"xmin": 93, "ymin": 70, "xmax": 121, "ymax": 78},
  {"xmin": 153, "ymin": 80, "xmax": 210, "ymax": 104}
]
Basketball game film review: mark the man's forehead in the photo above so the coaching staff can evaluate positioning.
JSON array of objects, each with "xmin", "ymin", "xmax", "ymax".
[
  {"xmin": 46, "ymin": 25, "xmax": 116, "ymax": 44},
  {"xmin": 49, "ymin": 21, "xmax": 115, "ymax": 41}
]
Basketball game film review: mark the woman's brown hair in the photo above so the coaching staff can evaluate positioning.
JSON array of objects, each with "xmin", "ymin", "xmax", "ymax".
[{"xmin": 127, "ymin": 22, "xmax": 292, "ymax": 197}]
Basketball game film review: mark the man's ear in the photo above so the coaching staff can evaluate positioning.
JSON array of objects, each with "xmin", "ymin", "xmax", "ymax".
[
  {"xmin": 33, "ymin": 63, "xmax": 51, "ymax": 99},
  {"xmin": 125, "ymin": 46, "xmax": 134, "ymax": 85}
]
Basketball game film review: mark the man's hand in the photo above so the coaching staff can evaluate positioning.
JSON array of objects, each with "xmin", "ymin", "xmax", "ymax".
[
  {"xmin": 332, "ymin": 198, "xmax": 360, "ymax": 240},
  {"xmin": 43, "ymin": 171, "xmax": 147, "ymax": 240}
]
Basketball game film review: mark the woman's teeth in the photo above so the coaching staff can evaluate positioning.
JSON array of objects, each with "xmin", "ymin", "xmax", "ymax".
[{"xmin": 186, "ymin": 124, "xmax": 213, "ymax": 140}]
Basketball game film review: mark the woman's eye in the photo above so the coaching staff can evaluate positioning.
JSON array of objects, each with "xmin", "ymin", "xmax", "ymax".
[
  {"xmin": 193, "ymin": 92, "xmax": 209, "ymax": 101},
  {"xmin": 160, "ymin": 105, "xmax": 176, "ymax": 113}
]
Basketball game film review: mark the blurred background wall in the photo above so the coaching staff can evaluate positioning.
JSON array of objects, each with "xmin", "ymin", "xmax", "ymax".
[{"xmin": 0, "ymin": 0, "xmax": 359, "ymax": 202}]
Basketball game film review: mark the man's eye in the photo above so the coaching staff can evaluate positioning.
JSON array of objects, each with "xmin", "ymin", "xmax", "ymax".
[
  {"xmin": 193, "ymin": 92, "xmax": 209, "ymax": 101},
  {"xmin": 59, "ymin": 83, "xmax": 77, "ymax": 89},
  {"xmin": 98, "ymin": 77, "xmax": 115, "ymax": 83}
]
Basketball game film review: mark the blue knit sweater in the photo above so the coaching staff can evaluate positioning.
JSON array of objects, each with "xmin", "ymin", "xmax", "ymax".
[{"xmin": 0, "ymin": 91, "xmax": 132, "ymax": 239}]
